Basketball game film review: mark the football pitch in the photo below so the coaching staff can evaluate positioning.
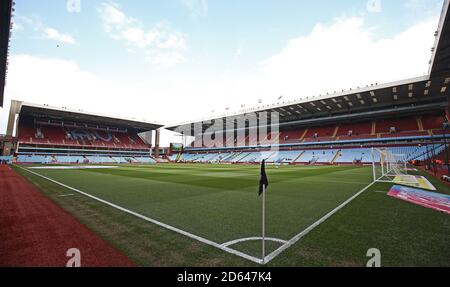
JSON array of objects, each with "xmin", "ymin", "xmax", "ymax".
[{"xmin": 15, "ymin": 164, "xmax": 450, "ymax": 267}]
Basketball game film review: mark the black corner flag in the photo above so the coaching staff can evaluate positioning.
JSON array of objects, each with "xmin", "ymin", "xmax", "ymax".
[{"xmin": 259, "ymin": 160, "xmax": 269, "ymax": 196}]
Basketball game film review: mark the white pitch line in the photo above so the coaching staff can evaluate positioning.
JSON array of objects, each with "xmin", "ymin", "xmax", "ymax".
[
  {"xmin": 263, "ymin": 178, "xmax": 380, "ymax": 265},
  {"xmin": 18, "ymin": 165, "xmax": 384, "ymax": 266},
  {"xmin": 18, "ymin": 166, "xmax": 263, "ymax": 265},
  {"xmin": 222, "ymin": 237, "xmax": 287, "ymax": 248}
]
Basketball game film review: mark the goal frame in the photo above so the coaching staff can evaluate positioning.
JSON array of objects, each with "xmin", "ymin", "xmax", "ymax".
[{"xmin": 371, "ymin": 147, "xmax": 408, "ymax": 183}]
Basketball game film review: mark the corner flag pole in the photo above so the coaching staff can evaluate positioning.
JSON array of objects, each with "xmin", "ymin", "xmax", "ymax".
[
  {"xmin": 262, "ymin": 184, "xmax": 266, "ymax": 263},
  {"xmin": 259, "ymin": 159, "xmax": 269, "ymax": 264}
]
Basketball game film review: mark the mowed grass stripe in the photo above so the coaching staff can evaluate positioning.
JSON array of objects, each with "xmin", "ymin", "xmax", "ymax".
[
  {"xmin": 29, "ymin": 164, "xmax": 375, "ymax": 256},
  {"xmin": 16, "ymin": 164, "xmax": 450, "ymax": 266}
]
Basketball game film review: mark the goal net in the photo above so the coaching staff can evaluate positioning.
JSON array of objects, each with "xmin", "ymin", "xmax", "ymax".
[{"xmin": 372, "ymin": 148, "xmax": 408, "ymax": 182}]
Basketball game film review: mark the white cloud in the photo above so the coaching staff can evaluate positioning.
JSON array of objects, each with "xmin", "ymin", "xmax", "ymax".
[
  {"xmin": 258, "ymin": 16, "xmax": 436, "ymax": 101},
  {"xmin": 165, "ymin": 15, "xmax": 439, "ymax": 117},
  {"xmin": 13, "ymin": 16, "xmax": 77, "ymax": 45},
  {"xmin": 44, "ymin": 27, "xmax": 77, "ymax": 45},
  {"xmin": 0, "ymin": 55, "xmax": 158, "ymax": 136},
  {"xmin": 99, "ymin": 2, "xmax": 187, "ymax": 68},
  {"xmin": 145, "ymin": 51, "xmax": 185, "ymax": 69},
  {"xmin": 181, "ymin": 0, "xmax": 208, "ymax": 17},
  {"xmin": 100, "ymin": 2, "xmax": 129, "ymax": 26}
]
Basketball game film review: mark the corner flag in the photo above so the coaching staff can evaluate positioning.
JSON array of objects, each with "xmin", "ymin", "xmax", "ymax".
[{"xmin": 259, "ymin": 160, "xmax": 269, "ymax": 196}]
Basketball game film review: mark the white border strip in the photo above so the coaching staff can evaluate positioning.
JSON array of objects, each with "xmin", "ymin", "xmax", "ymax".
[{"xmin": 18, "ymin": 166, "xmax": 263, "ymax": 265}]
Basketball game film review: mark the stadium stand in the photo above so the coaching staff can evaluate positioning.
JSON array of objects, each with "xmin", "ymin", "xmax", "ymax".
[
  {"xmin": 7, "ymin": 101, "xmax": 162, "ymax": 164},
  {"xmin": 18, "ymin": 121, "xmax": 149, "ymax": 150},
  {"xmin": 168, "ymin": 111, "xmax": 449, "ymax": 171},
  {"xmin": 172, "ymin": 144, "xmax": 448, "ymax": 166},
  {"xmin": 184, "ymin": 114, "xmax": 447, "ymax": 149}
]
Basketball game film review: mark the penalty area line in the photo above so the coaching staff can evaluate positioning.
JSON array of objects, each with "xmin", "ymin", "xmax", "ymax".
[
  {"xmin": 18, "ymin": 166, "xmax": 264, "ymax": 265},
  {"xmin": 263, "ymin": 178, "xmax": 380, "ymax": 265}
]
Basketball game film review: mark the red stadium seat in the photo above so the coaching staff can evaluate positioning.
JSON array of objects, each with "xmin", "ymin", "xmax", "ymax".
[
  {"xmin": 18, "ymin": 122, "xmax": 149, "ymax": 150},
  {"xmin": 422, "ymin": 115, "xmax": 445, "ymax": 130},
  {"xmin": 376, "ymin": 117, "xmax": 419, "ymax": 134},
  {"xmin": 336, "ymin": 122, "xmax": 372, "ymax": 137}
]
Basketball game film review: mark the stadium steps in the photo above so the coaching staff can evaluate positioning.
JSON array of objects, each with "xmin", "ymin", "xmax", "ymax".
[
  {"xmin": 234, "ymin": 152, "xmax": 251, "ymax": 162},
  {"xmin": 219, "ymin": 153, "xmax": 235, "ymax": 162},
  {"xmin": 417, "ymin": 116, "xmax": 425, "ymax": 131},
  {"xmin": 371, "ymin": 121, "xmax": 377, "ymax": 135},
  {"xmin": 265, "ymin": 151, "xmax": 279, "ymax": 162},
  {"xmin": 269, "ymin": 133, "xmax": 280, "ymax": 145},
  {"xmin": 225, "ymin": 152, "xmax": 242, "ymax": 162},
  {"xmin": 332, "ymin": 126, "xmax": 339, "ymax": 138},
  {"xmin": 226, "ymin": 152, "xmax": 238, "ymax": 162},
  {"xmin": 292, "ymin": 151, "xmax": 306, "ymax": 163},
  {"xmin": 331, "ymin": 150, "xmax": 342, "ymax": 164},
  {"xmin": 300, "ymin": 129, "xmax": 308, "ymax": 141},
  {"xmin": 218, "ymin": 154, "xmax": 233, "ymax": 163}
]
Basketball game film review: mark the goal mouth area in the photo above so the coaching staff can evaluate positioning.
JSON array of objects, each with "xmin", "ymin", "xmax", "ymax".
[{"xmin": 372, "ymin": 148, "xmax": 409, "ymax": 183}]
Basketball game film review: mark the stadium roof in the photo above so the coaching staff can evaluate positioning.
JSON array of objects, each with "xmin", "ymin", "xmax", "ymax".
[
  {"xmin": 0, "ymin": 0, "xmax": 13, "ymax": 107},
  {"xmin": 168, "ymin": 75, "xmax": 449, "ymax": 134},
  {"xmin": 166, "ymin": 0, "xmax": 450, "ymax": 135},
  {"xmin": 6, "ymin": 100, "xmax": 163, "ymax": 136},
  {"xmin": 430, "ymin": 0, "xmax": 450, "ymax": 77}
]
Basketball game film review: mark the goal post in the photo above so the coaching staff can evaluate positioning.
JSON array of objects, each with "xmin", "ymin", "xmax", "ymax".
[{"xmin": 372, "ymin": 148, "xmax": 408, "ymax": 183}]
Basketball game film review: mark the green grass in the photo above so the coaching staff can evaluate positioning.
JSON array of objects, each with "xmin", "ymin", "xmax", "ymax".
[{"xmin": 14, "ymin": 163, "xmax": 450, "ymax": 267}]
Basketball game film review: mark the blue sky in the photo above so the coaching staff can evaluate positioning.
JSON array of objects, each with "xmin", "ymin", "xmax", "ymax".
[
  {"xmin": 1, "ymin": 0, "xmax": 445, "ymax": 143},
  {"xmin": 11, "ymin": 0, "xmax": 443, "ymax": 75}
]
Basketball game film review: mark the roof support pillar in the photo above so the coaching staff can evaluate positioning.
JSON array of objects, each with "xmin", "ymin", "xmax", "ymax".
[{"xmin": 154, "ymin": 129, "xmax": 161, "ymax": 157}]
